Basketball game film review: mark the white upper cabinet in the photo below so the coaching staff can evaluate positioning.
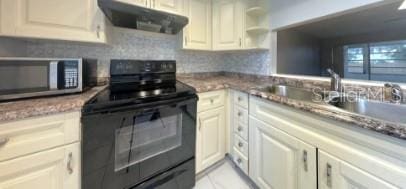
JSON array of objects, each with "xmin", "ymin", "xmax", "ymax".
[
  {"xmin": 182, "ymin": 0, "xmax": 212, "ymax": 50},
  {"xmin": 318, "ymin": 150, "xmax": 400, "ymax": 189},
  {"xmin": 119, "ymin": 0, "xmax": 183, "ymax": 15},
  {"xmin": 118, "ymin": 0, "xmax": 149, "ymax": 7},
  {"xmin": 0, "ymin": 0, "xmax": 106, "ymax": 43},
  {"xmin": 212, "ymin": 0, "xmax": 244, "ymax": 50},
  {"xmin": 154, "ymin": 0, "xmax": 183, "ymax": 15},
  {"xmin": 249, "ymin": 117, "xmax": 317, "ymax": 189}
]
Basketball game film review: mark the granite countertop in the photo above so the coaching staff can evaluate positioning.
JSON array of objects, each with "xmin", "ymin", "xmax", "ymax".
[
  {"xmin": 1, "ymin": 73, "xmax": 406, "ymax": 140},
  {"xmin": 0, "ymin": 86, "xmax": 107, "ymax": 122},
  {"xmin": 177, "ymin": 74, "xmax": 406, "ymax": 140}
]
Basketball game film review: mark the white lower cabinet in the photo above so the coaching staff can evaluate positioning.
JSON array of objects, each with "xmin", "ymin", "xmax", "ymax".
[
  {"xmin": 0, "ymin": 112, "xmax": 81, "ymax": 189},
  {"xmin": 196, "ymin": 91, "xmax": 227, "ymax": 173},
  {"xmin": 249, "ymin": 96, "xmax": 406, "ymax": 189},
  {"xmin": 249, "ymin": 117, "xmax": 317, "ymax": 189},
  {"xmin": 318, "ymin": 150, "xmax": 399, "ymax": 189},
  {"xmin": 0, "ymin": 143, "xmax": 80, "ymax": 189}
]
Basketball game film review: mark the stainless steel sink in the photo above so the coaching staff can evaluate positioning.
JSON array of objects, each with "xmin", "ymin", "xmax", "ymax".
[
  {"xmin": 258, "ymin": 85, "xmax": 406, "ymax": 124},
  {"xmin": 259, "ymin": 85, "xmax": 323, "ymax": 102},
  {"xmin": 328, "ymin": 95, "xmax": 406, "ymax": 124}
]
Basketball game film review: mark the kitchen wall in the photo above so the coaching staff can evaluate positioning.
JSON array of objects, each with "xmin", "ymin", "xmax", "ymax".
[
  {"xmin": 277, "ymin": 30, "xmax": 321, "ymax": 75},
  {"xmin": 0, "ymin": 26, "xmax": 271, "ymax": 77},
  {"xmin": 0, "ymin": 38, "xmax": 27, "ymax": 57},
  {"xmin": 222, "ymin": 51, "xmax": 271, "ymax": 75},
  {"xmin": 269, "ymin": 0, "xmax": 386, "ymax": 30}
]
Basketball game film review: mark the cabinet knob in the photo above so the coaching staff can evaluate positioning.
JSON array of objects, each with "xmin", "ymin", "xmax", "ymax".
[
  {"xmin": 67, "ymin": 152, "xmax": 73, "ymax": 174},
  {"xmin": 238, "ymin": 111, "xmax": 242, "ymax": 116},
  {"xmin": 238, "ymin": 142, "xmax": 243, "ymax": 147},
  {"xmin": 0, "ymin": 137, "xmax": 9, "ymax": 147},
  {"xmin": 237, "ymin": 126, "xmax": 242, "ymax": 132},
  {"xmin": 237, "ymin": 158, "xmax": 242, "ymax": 164},
  {"xmin": 210, "ymin": 99, "xmax": 214, "ymax": 104},
  {"xmin": 238, "ymin": 97, "xmax": 242, "ymax": 101}
]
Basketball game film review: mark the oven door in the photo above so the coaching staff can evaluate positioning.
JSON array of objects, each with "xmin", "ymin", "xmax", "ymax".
[{"xmin": 82, "ymin": 96, "xmax": 197, "ymax": 189}]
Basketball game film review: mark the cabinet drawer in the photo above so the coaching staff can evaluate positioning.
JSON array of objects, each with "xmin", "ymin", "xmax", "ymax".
[
  {"xmin": 232, "ymin": 147, "xmax": 248, "ymax": 174},
  {"xmin": 234, "ymin": 106, "xmax": 248, "ymax": 125},
  {"xmin": 233, "ymin": 134, "xmax": 248, "ymax": 158},
  {"xmin": 233, "ymin": 91, "xmax": 248, "ymax": 109},
  {"xmin": 198, "ymin": 90, "xmax": 225, "ymax": 112},
  {"xmin": 0, "ymin": 143, "xmax": 80, "ymax": 189},
  {"xmin": 0, "ymin": 112, "xmax": 80, "ymax": 162},
  {"xmin": 234, "ymin": 121, "xmax": 248, "ymax": 141}
]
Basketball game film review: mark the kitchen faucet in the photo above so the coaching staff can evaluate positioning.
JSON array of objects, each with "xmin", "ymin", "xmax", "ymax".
[
  {"xmin": 327, "ymin": 69, "xmax": 342, "ymax": 93},
  {"xmin": 384, "ymin": 83, "xmax": 403, "ymax": 103}
]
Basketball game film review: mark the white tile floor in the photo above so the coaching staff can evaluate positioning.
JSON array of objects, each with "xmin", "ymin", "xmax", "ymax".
[{"xmin": 194, "ymin": 161, "xmax": 253, "ymax": 189}]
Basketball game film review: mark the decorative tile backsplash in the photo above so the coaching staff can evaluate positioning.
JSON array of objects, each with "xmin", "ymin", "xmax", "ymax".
[{"xmin": 0, "ymin": 26, "xmax": 272, "ymax": 77}]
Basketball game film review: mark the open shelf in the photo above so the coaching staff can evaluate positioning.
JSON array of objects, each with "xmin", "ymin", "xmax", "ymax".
[
  {"xmin": 246, "ymin": 27, "xmax": 269, "ymax": 35},
  {"xmin": 246, "ymin": 7, "xmax": 266, "ymax": 16}
]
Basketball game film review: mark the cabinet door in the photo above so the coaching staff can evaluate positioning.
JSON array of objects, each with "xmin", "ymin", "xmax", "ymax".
[
  {"xmin": 249, "ymin": 118, "xmax": 317, "ymax": 189},
  {"xmin": 182, "ymin": 0, "xmax": 212, "ymax": 50},
  {"xmin": 154, "ymin": 0, "xmax": 183, "ymax": 15},
  {"xmin": 0, "ymin": 143, "xmax": 80, "ymax": 189},
  {"xmin": 0, "ymin": 0, "xmax": 106, "ymax": 43},
  {"xmin": 212, "ymin": 0, "xmax": 244, "ymax": 50},
  {"xmin": 318, "ymin": 150, "xmax": 399, "ymax": 189},
  {"xmin": 196, "ymin": 106, "xmax": 226, "ymax": 173},
  {"xmin": 118, "ymin": 0, "xmax": 149, "ymax": 7}
]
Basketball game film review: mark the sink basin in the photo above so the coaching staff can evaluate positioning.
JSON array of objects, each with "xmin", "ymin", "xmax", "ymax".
[
  {"xmin": 328, "ymin": 95, "xmax": 406, "ymax": 124},
  {"xmin": 258, "ymin": 85, "xmax": 406, "ymax": 124},
  {"xmin": 259, "ymin": 85, "xmax": 323, "ymax": 102}
]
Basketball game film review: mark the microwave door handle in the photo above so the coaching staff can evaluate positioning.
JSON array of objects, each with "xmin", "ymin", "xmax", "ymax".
[{"xmin": 49, "ymin": 61, "xmax": 59, "ymax": 90}]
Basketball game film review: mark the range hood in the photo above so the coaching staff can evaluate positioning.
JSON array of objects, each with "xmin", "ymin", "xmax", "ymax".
[{"xmin": 98, "ymin": 0, "xmax": 188, "ymax": 34}]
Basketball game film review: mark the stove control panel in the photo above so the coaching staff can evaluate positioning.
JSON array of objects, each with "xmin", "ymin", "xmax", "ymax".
[{"xmin": 110, "ymin": 60, "xmax": 176, "ymax": 75}]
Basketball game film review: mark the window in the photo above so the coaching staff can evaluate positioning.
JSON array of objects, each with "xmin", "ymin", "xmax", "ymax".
[{"xmin": 344, "ymin": 40, "xmax": 406, "ymax": 82}]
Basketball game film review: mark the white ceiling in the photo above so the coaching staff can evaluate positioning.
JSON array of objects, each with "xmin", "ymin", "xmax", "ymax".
[{"xmin": 289, "ymin": 1, "xmax": 406, "ymax": 38}]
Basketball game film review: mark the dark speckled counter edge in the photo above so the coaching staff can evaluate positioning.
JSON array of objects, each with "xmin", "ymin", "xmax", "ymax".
[{"xmin": 177, "ymin": 73, "xmax": 406, "ymax": 140}]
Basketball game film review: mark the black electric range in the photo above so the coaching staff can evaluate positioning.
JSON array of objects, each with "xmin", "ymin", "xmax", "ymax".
[{"xmin": 82, "ymin": 60, "xmax": 197, "ymax": 189}]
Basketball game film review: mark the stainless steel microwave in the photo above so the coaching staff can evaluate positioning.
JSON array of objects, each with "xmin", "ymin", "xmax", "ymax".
[{"xmin": 0, "ymin": 58, "xmax": 97, "ymax": 101}]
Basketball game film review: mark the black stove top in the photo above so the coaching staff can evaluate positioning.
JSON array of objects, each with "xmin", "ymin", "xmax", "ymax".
[
  {"xmin": 91, "ymin": 81, "xmax": 194, "ymax": 103},
  {"xmin": 83, "ymin": 60, "xmax": 197, "ymax": 114}
]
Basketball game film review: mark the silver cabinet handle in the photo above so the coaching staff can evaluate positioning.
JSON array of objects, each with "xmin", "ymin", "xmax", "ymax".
[
  {"xmin": 326, "ymin": 163, "xmax": 332, "ymax": 187},
  {"xmin": 145, "ymin": 0, "xmax": 148, "ymax": 6},
  {"xmin": 210, "ymin": 99, "xmax": 214, "ymax": 104},
  {"xmin": 153, "ymin": 0, "xmax": 156, "ymax": 8},
  {"xmin": 303, "ymin": 150, "xmax": 308, "ymax": 172},
  {"xmin": 199, "ymin": 118, "xmax": 202, "ymax": 131},
  {"xmin": 0, "ymin": 137, "xmax": 9, "ymax": 146},
  {"xmin": 239, "ymin": 38, "xmax": 242, "ymax": 47},
  {"xmin": 184, "ymin": 36, "xmax": 188, "ymax": 46},
  {"xmin": 238, "ymin": 111, "xmax": 242, "ymax": 116},
  {"xmin": 237, "ymin": 126, "xmax": 242, "ymax": 132},
  {"xmin": 96, "ymin": 25, "xmax": 101, "ymax": 39},
  {"xmin": 67, "ymin": 152, "xmax": 73, "ymax": 174},
  {"xmin": 238, "ymin": 97, "xmax": 242, "ymax": 101}
]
